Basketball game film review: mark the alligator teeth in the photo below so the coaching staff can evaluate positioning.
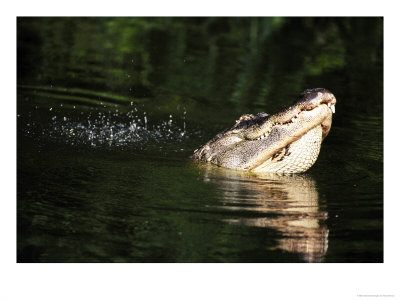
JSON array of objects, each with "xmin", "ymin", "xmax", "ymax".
[
  {"xmin": 331, "ymin": 104, "xmax": 335, "ymax": 114},
  {"xmin": 291, "ymin": 117, "xmax": 295, "ymax": 122},
  {"xmin": 328, "ymin": 103, "xmax": 331, "ymax": 107},
  {"xmin": 257, "ymin": 132, "xmax": 269, "ymax": 140}
]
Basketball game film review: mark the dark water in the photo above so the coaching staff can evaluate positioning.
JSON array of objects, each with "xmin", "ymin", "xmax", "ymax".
[{"xmin": 17, "ymin": 17, "xmax": 383, "ymax": 263}]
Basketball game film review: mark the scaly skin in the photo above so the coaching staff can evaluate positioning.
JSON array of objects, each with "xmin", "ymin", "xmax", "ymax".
[{"xmin": 192, "ymin": 88, "xmax": 336, "ymax": 173}]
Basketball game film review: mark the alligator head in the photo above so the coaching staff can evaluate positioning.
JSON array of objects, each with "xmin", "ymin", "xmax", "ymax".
[{"xmin": 192, "ymin": 88, "xmax": 336, "ymax": 173}]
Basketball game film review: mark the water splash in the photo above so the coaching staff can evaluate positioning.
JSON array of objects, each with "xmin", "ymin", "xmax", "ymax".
[{"xmin": 19, "ymin": 105, "xmax": 191, "ymax": 150}]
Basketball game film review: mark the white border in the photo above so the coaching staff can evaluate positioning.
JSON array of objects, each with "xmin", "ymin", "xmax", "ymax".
[{"xmin": 2, "ymin": 1, "xmax": 398, "ymax": 299}]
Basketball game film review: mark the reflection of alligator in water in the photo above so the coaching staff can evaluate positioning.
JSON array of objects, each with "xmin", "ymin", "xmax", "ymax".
[
  {"xmin": 200, "ymin": 165, "xmax": 329, "ymax": 262},
  {"xmin": 193, "ymin": 88, "xmax": 336, "ymax": 173}
]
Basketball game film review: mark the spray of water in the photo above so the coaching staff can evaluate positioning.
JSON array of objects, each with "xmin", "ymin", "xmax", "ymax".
[{"xmin": 19, "ymin": 104, "xmax": 190, "ymax": 150}]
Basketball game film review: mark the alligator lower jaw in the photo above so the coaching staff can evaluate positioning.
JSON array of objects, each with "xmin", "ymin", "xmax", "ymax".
[{"xmin": 252, "ymin": 125, "xmax": 323, "ymax": 173}]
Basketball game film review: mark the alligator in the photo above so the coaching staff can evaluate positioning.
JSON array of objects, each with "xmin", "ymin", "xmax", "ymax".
[{"xmin": 192, "ymin": 88, "xmax": 336, "ymax": 173}]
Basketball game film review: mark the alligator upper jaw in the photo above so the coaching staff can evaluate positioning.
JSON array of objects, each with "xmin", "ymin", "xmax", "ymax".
[
  {"xmin": 249, "ymin": 102, "xmax": 334, "ymax": 141},
  {"xmin": 242, "ymin": 93, "xmax": 336, "ymax": 142}
]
